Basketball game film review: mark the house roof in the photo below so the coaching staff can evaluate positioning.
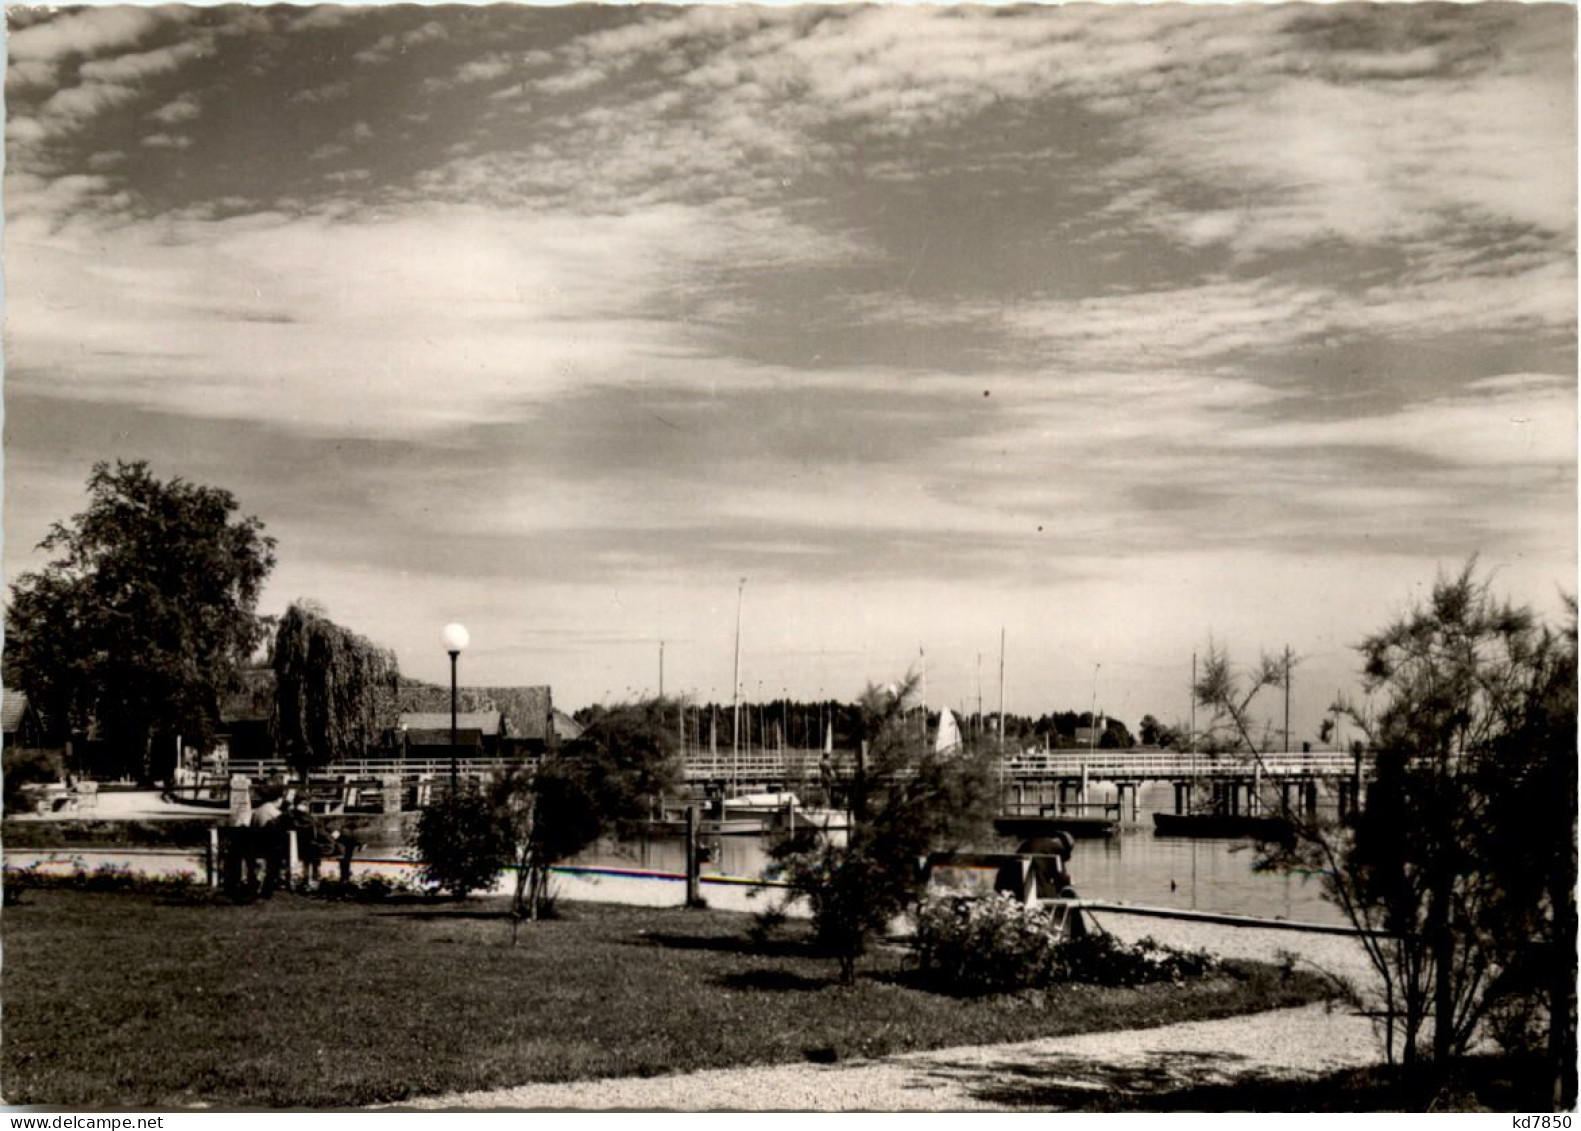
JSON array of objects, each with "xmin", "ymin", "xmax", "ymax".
[
  {"xmin": 405, "ymin": 728, "xmax": 487, "ymax": 748},
  {"xmin": 3, "ymin": 690, "xmax": 29, "ymax": 734},
  {"xmin": 399, "ymin": 711, "xmax": 503, "ymax": 734},
  {"xmin": 397, "ymin": 683, "xmax": 553, "ymax": 742},
  {"xmin": 551, "ymin": 708, "xmax": 584, "ymax": 742}
]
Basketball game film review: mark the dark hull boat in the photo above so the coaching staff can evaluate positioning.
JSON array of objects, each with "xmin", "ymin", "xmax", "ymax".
[
  {"xmin": 1152, "ymin": 811, "xmax": 1293, "ymax": 841},
  {"xmin": 994, "ymin": 814, "xmax": 1118, "ymax": 839}
]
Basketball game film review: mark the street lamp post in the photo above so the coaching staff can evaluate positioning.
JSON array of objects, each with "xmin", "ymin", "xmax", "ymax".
[{"xmin": 442, "ymin": 623, "xmax": 470, "ymax": 792}]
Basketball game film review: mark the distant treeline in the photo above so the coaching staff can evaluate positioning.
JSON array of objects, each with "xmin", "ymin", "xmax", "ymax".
[{"xmin": 572, "ymin": 698, "xmax": 1137, "ymax": 752}]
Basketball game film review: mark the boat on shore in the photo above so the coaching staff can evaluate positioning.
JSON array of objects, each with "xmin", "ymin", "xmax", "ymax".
[{"xmin": 161, "ymin": 775, "xmax": 235, "ymax": 810}]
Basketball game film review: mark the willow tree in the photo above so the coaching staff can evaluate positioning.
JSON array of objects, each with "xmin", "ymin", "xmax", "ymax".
[{"xmin": 272, "ymin": 602, "xmax": 399, "ymax": 777}]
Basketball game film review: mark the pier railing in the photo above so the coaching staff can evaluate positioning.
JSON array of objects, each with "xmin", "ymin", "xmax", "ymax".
[
  {"xmin": 224, "ymin": 747, "xmax": 1366, "ymax": 787},
  {"xmin": 998, "ymin": 749, "xmax": 1364, "ymax": 780}
]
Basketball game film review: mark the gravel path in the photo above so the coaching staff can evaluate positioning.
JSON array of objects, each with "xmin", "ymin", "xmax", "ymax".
[{"xmin": 394, "ymin": 1002, "xmax": 1382, "ymax": 1111}]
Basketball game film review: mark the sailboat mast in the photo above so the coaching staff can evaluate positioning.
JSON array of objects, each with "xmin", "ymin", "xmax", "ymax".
[
  {"xmin": 1283, "ymin": 643, "xmax": 1292, "ymax": 754},
  {"xmin": 1088, "ymin": 662, "xmax": 1101, "ymax": 756},
  {"xmin": 732, "ymin": 578, "xmax": 745, "ymax": 791},
  {"xmin": 997, "ymin": 627, "xmax": 1006, "ymax": 751},
  {"xmin": 976, "ymin": 651, "xmax": 983, "ymax": 741}
]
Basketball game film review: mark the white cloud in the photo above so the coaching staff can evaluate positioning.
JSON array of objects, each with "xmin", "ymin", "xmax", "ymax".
[
  {"xmin": 4, "ymin": 199, "xmax": 856, "ymax": 439},
  {"xmin": 1238, "ymin": 377, "xmax": 1578, "ymax": 470},
  {"xmin": 79, "ymin": 41, "xmax": 204, "ymax": 85},
  {"xmin": 289, "ymin": 81, "xmax": 351, "ymax": 106},
  {"xmin": 141, "ymin": 132, "xmax": 192, "ymax": 150},
  {"xmin": 9, "ymin": 7, "xmax": 177, "ymax": 67},
  {"xmin": 149, "ymin": 93, "xmax": 201, "ymax": 124}
]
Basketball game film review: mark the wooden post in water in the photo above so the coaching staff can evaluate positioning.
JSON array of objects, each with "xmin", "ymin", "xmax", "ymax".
[
  {"xmin": 684, "ymin": 804, "xmax": 703, "ymax": 908},
  {"xmin": 1352, "ymin": 746, "xmax": 1365, "ymax": 813},
  {"xmin": 206, "ymin": 826, "xmax": 219, "ymax": 888}
]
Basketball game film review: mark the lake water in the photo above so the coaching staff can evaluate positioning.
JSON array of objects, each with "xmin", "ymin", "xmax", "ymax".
[{"xmin": 577, "ymin": 782, "xmax": 1344, "ymax": 926}]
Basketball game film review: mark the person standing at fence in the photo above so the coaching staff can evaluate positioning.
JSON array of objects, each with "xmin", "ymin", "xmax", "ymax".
[
  {"xmin": 248, "ymin": 792, "xmax": 286, "ymax": 896},
  {"xmin": 330, "ymin": 828, "xmax": 361, "ymax": 884},
  {"xmin": 286, "ymin": 800, "xmax": 327, "ymax": 887}
]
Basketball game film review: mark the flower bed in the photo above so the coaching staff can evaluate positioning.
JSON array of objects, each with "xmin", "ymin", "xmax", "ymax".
[{"xmin": 915, "ymin": 893, "xmax": 1218, "ymax": 994}]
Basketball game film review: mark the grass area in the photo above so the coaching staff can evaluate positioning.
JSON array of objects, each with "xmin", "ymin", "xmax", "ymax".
[{"xmin": 4, "ymin": 889, "xmax": 1334, "ymax": 1109}]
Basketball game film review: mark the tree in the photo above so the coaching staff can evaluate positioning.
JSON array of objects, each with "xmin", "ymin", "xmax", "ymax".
[
  {"xmin": 496, "ymin": 698, "xmax": 683, "ymax": 932},
  {"xmin": 272, "ymin": 601, "xmax": 400, "ymax": 779},
  {"xmin": 1138, "ymin": 714, "xmax": 1162, "ymax": 746},
  {"xmin": 5, "ymin": 461, "xmax": 275, "ymax": 780},
  {"xmin": 1196, "ymin": 564, "xmax": 1577, "ymax": 1094},
  {"xmin": 770, "ymin": 674, "xmax": 999, "ymax": 983}
]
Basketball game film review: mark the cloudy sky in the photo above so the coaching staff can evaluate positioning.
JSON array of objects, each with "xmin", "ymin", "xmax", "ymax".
[{"xmin": 5, "ymin": 2, "xmax": 1575, "ymax": 737}]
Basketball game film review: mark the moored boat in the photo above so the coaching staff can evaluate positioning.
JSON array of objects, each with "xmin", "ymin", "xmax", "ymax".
[{"xmin": 1152, "ymin": 811, "xmax": 1293, "ymax": 841}]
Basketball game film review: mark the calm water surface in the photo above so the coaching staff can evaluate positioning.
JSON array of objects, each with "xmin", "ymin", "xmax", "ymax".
[{"xmin": 577, "ymin": 783, "xmax": 1342, "ymax": 926}]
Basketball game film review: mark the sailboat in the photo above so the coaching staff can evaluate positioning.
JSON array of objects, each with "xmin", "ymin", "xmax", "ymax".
[{"xmin": 934, "ymin": 707, "xmax": 963, "ymax": 753}]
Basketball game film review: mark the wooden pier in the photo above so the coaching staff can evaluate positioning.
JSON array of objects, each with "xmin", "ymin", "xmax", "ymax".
[{"xmin": 224, "ymin": 745, "xmax": 1370, "ymax": 821}]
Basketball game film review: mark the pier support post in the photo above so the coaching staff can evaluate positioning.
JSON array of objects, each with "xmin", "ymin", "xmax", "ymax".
[
  {"xmin": 1252, "ymin": 763, "xmax": 1261, "ymax": 816},
  {"xmin": 685, "ymin": 805, "xmax": 704, "ymax": 909},
  {"xmin": 1304, "ymin": 781, "xmax": 1319, "ymax": 818},
  {"xmin": 1079, "ymin": 764, "xmax": 1089, "ymax": 809}
]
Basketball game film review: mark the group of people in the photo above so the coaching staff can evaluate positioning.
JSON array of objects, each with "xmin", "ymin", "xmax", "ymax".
[{"xmin": 233, "ymin": 789, "xmax": 356, "ymax": 897}]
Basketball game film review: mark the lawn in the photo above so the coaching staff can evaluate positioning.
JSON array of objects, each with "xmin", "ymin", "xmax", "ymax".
[{"xmin": 3, "ymin": 889, "xmax": 1334, "ymax": 1108}]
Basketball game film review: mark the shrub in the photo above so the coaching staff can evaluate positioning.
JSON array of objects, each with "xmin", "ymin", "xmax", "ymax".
[
  {"xmin": 2, "ymin": 862, "xmax": 205, "ymax": 900},
  {"xmin": 914, "ymin": 894, "xmax": 1217, "ymax": 994},
  {"xmin": 915, "ymin": 894, "xmax": 1069, "ymax": 994},
  {"xmin": 311, "ymin": 873, "xmax": 425, "ymax": 902},
  {"xmin": 3, "ymin": 747, "xmax": 65, "ymax": 812},
  {"xmin": 410, "ymin": 789, "xmax": 510, "ymax": 898},
  {"xmin": 766, "ymin": 674, "xmax": 998, "ymax": 983}
]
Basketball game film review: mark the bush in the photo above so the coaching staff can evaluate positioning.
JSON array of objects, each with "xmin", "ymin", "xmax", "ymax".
[
  {"xmin": 914, "ymin": 894, "xmax": 1217, "ymax": 994},
  {"xmin": 915, "ymin": 894, "xmax": 1069, "ymax": 994},
  {"xmin": 311, "ymin": 873, "xmax": 425, "ymax": 903},
  {"xmin": 3, "ymin": 747, "xmax": 65, "ymax": 812},
  {"xmin": 410, "ymin": 789, "xmax": 510, "ymax": 898},
  {"xmin": 2, "ymin": 862, "xmax": 205, "ymax": 900}
]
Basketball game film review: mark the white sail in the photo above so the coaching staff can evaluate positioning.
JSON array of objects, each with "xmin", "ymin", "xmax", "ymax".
[{"xmin": 934, "ymin": 707, "xmax": 963, "ymax": 753}]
